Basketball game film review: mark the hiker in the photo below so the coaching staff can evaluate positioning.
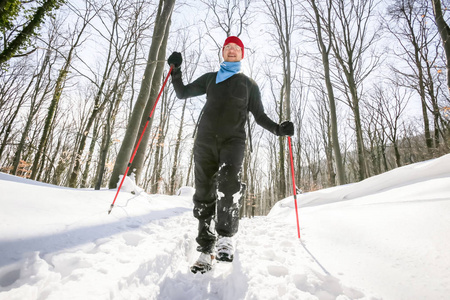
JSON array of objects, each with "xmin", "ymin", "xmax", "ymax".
[{"xmin": 167, "ymin": 36, "xmax": 294, "ymax": 273}]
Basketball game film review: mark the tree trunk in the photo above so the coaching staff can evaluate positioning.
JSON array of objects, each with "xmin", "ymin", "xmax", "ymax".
[
  {"xmin": 1, "ymin": 73, "xmax": 34, "ymax": 159},
  {"xmin": 95, "ymin": 71, "xmax": 128, "ymax": 190},
  {"xmin": 327, "ymin": 0, "xmax": 379, "ymax": 181},
  {"xmin": 309, "ymin": 0, "xmax": 346, "ymax": 184},
  {"xmin": 95, "ymin": 117, "xmax": 113, "ymax": 190},
  {"xmin": 30, "ymin": 63, "xmax": 68, "ymax": 180},
  {"xmin": 80, "ymin": 117, "xmax": 100, "ymax": 188},
  {"xmin": 324, "ymin": 115, "xmax": 336, "ymax": 186},
  {"xmin": 351, "ymin": 87, "xmax": 369, "ymax": 181},
  {"xmin": 416, "ymin": 54, "xmax": 434, "ymax": 152},
  {"xmin": 393, "ymin": 138, "xmax": 401, "ymax": 168},
  {"xmin": 11, "ymin": 49, "xmax": 52, "ymax": 175},
  {"xmin": 150, "ymin": 90, "xmax": 170, "ymax": 194},
  {"xmin": 241, "ymin": 145, "xmax": 250, "ymax": 218},
  {"xmin": 130, "ymin": 20, "xmax": 171, "ymax": 181},
  {"xmin": 31, "ymin": 13, "xmax": 89, "ymax": 181},
  {"xmin": 67, "ymin": 3, "xmax": 129, "ymax": 187},
  {"xmin": 169, "ymin": 98, "xmax": 187, "ymax": 194},
  {"xmin": 185, "ymin": 147, "xmax": 194, "ymax": 186}
]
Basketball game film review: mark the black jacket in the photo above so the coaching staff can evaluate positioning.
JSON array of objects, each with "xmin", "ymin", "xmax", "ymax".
[{"xmin": 171, "ymin": 69, "xmax": 278, "ymax": 141}]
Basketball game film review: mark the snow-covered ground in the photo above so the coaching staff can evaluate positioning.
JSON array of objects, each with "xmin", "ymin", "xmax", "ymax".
[{"xmin": 0, "ymin": 154, "xmax": 449, "ymax": 300}]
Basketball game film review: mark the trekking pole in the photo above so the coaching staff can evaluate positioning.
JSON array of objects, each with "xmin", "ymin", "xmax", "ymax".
[
  {"xmin": 108, "ymin": 65, "xmax": 174, "ymax": 214},
  {"xmin": 287, "ymin": 136, "xmax": 301, "ymax": 239}
]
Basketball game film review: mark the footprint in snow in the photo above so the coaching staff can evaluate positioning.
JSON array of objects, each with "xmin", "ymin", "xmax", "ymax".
[{"xmin": 122, "ymin": 232, "xmax": 146, "ymax": 247}]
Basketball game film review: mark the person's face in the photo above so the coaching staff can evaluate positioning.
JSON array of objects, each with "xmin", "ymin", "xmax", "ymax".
[{"xmin": 222, "ymin": 43, "xmax": 243, "ymax": 62}]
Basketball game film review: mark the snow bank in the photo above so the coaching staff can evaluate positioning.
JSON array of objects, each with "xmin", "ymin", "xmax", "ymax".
[
  {"xmin": 0, "ymin": 153, "xmax": 449, "ymax": 299},
  {"xmin": 269, "ymin": 154, "xmax": 450, "ymax": 300},
  {"xmin": 270, "ymin": 153, "xmax": 450, "ymax": 216}
]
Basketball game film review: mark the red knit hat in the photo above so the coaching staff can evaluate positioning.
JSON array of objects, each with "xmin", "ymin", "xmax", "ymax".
[{"xmin": 223, "ymin": 36, "xmax": 244, "ymax": 58}]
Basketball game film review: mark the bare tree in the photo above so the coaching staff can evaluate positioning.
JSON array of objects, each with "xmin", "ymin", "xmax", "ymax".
[
  {"xmin": 303, "ymin": 0, "xmax": 346, "ymax": 185},
  {"xmin": 369, "ymin": 82, "xmax": 412, "ymax": 167},
  {"xmin": 262, "ymin": 0, "xmax": 298, "ymax": 198},
  {"xmin": 421, "ymin": 38, "xmax": 447, "ymax": 150},
  {"xmin": 31, "ymin": 8, "xmax": 92, "ymax": 180},
  {"xmin": 109, "ymin": 0, "xmax": 175, "ymax": 189},
  {"xmin": 313, "ymin": 87, "xmax": 336, "ymax": 186},
  {"xmin": 325, "ymin": 0, "xmax": 382, "ymax": 181},
  {"xmin": 0, "ymin": 60, "xmax": 33, "ymax": 159},
  {"xmin": 363, "ymin": 103, "xmax": 387, "ymax": 175},
  {"xmin": 386, "ymin": 0, "xmax": 435, "ymax": 154},
  {"xmin": 149, "ymin": 90, "xmax": 171, "ymax": 194},
  {"xmin": 94, "ymin": 74, "xmax": 128, "ymax": 190},
  {"xmin": 168, "ymin": 32, "xmax": 202, "ymax": 194},
  {"xmin": 69, "ymin": 0, "xmax": 154, "ymax": 188},
  {"xmin": 11, "ymin": 47, "xmax": 55, "ymax": 175},
  {"xmin": 129, "ymin": 17, "xmax": 171, "ymax": 183},
  {"xmin": 301, "ymin": 124, "xmax": 322, "ymax": 191}
]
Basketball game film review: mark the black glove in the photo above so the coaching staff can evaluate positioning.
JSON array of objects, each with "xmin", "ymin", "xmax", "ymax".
[
  {"xmin": 277, "ymin": 121, "xmax": 294, "ymax": 136},
  {"xmin": 168, "ymin": 51, "xmax": 182, "ymax": 68}
]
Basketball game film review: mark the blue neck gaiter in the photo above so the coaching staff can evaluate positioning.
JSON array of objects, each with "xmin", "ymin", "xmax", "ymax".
[{"xmin": 216, "ymin": 61, "xmax": 241, "ymax": 84}]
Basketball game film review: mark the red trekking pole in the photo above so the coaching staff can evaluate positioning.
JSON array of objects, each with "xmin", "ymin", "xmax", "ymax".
[
  {"xmin": 287, "ymin": 136, "xmax": 301, "ymax": 239},
  {"xmin": 108, "ymin": 65, "xmax": 174, "ymax": 214}
]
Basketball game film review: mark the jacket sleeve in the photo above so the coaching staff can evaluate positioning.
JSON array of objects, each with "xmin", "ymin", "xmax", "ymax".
[
  {"xmin": 171, "ymin": 68, "xmax": 210, "ymax": 99},
  {"xmin": 248, "ymin": 79, "xmax": 279, "ymax": 135}
]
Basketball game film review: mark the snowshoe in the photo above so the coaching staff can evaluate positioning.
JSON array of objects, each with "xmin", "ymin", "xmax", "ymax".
[
  {"xmin": 216, "ymin": 236, "xmax": 234, "ymax": 262},
  {"xmin": 190, "ymin": 252, "xmax": 215, "ymax": 274}
]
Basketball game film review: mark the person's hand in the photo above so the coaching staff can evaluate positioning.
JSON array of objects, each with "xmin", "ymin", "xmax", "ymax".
[
  {"xmin": 168, "ymin": 51, "xmax": 182, "ymax": 68},
  {"xmin": 277, "ymin": 121, "xmax": 294, "ymax": 136}
]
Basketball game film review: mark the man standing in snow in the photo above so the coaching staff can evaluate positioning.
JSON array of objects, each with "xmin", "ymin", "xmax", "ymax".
[{"xmin": 167, "ymin": 36, "xmax": 294, "ymax": 273}]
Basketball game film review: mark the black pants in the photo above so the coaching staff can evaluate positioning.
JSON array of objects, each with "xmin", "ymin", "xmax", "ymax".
[{"xmin": 192, "ymin": 136, "xmax": 245, "ymax": 253}]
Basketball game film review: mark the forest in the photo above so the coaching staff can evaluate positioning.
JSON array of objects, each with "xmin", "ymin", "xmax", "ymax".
[{"xmin": 1, "ymin": 0, "xmax": 449, "ymax": 217}]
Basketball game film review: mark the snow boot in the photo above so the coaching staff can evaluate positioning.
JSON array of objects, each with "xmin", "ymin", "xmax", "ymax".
[
  {"xmin": 216, "ymin": 236, "xmax": 234, "ymax": 262},
  {"xmin": 190, "ymin": 252, "xmax": 215, "ymax": 274}
]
